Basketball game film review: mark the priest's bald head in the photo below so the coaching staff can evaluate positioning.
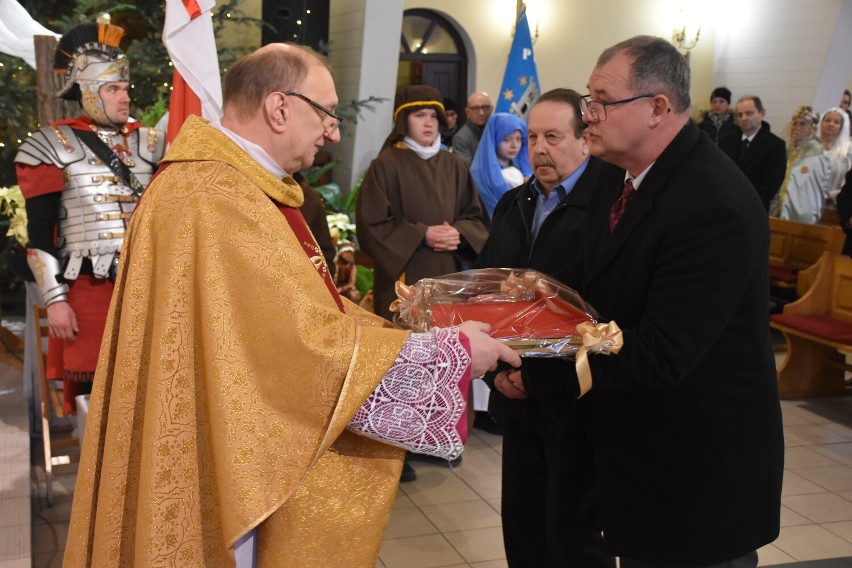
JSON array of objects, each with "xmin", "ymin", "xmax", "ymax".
[{"xmin": 221, "ymin": 43, "xmax": 342, "ymax": 173}]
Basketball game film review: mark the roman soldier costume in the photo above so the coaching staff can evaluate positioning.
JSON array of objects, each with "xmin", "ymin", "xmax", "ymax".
[{"xmin": 15, "ymin": 22, "xmax": 164, "ymax": 412}]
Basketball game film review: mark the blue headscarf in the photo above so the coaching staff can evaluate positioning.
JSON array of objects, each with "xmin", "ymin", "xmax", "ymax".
[{"xmin": 470, "ymin": 113, "xmax": 532, "ymax": 217}]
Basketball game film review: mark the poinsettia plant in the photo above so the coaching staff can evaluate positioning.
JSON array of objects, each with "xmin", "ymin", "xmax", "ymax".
[{"xmin": 0, "ymin": 185, "xmax": 28, "ymax": 246}]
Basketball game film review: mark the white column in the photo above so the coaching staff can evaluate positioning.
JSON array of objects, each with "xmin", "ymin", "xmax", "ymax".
[
  {"xmin": 812, "ymin": 0, "xmax": 852, "ymax": 111},
  {"xmin": 328, "ymin": 0, "xmax": 404, "ymax": 193}
]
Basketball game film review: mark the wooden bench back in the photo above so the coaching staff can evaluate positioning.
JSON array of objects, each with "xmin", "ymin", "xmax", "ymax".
[
  {"xmin": 819, "ymin": 207, "xmax": 840, "ymax": 227},
  {"xmin": 829, "ymin": 254, "xmax": 852, "ymax": 323},
  {"xmin": 785, "ymin": 252, "xmax": 852, "ymax": 323},
  {"xmin": 769, "ymin": 217, "xmax": 845, "ymax": 273}
]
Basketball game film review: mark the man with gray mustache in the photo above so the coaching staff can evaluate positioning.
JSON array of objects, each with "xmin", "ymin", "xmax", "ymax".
[{"xmin": 475, "ymin": 88, "xmax": 613, "ymax": 567}]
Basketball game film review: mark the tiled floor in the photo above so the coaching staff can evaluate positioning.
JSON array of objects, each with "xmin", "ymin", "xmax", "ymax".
[
  {"xmin": 377, "ymin": 396, "xmax": 852, "ymax": 568},
  {"xmin": 1, "ymin": 354, "xmax": 851, "ymax": 567},
  {"xmin": 0, "ymin": 356, "xmax": 30, "ymax": 568}
]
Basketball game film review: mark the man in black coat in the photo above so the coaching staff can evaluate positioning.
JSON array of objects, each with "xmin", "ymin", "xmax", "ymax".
[
  {"xmin": 475, "ymin": 89, "xmax": 614, "ymax": 568},
  {"xmin": 561, "ymin": 36, "xmax": 783, "ymax": 566},
  {"xmin": 835, "ymin": 168, "xmax": 852, "ymax": 255},
  {"xmin": 719, "ymin": 95, "xmax": 787, "ymax": 210}
]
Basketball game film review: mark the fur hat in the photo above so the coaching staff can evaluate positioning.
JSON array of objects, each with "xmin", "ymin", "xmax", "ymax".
[
  {"xmin": 54, "ymin": 22, "xmax": 128, "ymax": 101},
  {"xmin": 382, "ymin": 85, "xmax": 447, "ymax": 149},
  {"xmin": 711, "ymin": 87, "xmax": 731, "ymax": 104}
]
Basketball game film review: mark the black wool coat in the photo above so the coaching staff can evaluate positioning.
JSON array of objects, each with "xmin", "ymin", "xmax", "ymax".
[
  {"xmin": 834, "ymin": 168, "xmax": 852, "ymax": 255},
  {"xmin": 475, "ymin": 158, "xmax": 613, "ymax": 567},
  {"xmin": 475, "ymin": 157, "xmax": 604, "ymax": 414},
  {"xmin": 559, "ymin": 120, "xmax": 784, "ymax": 564},
  {"xmin": 719, "ymin": 120, "xmax": 787, "ymax": 210}
]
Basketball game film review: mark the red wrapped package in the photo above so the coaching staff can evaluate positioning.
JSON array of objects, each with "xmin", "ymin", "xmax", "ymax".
[{"xmin": 391, "ymin": 268, "xmax": 598, "ymax": 357}]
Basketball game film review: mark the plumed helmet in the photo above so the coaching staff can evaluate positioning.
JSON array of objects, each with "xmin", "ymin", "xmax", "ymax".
[
  {"xmin": 53, "ymin": 22, "xmax": 128, "ymax": 102},
  {"xmin": 382, "ymin": 85, "xmax": 448, "ymax": 149}
]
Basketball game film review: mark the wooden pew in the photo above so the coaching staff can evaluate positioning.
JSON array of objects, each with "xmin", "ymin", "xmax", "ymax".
[
  {"xmin": 819, "ymin": 205, "xmax": 839, "ymax": 227},
  {"xmin": 768, "ymin": 217, "xmax": 845, "ymax": 291},
  {"xmin": 770, "ymin": 252, "xmax": 852, "ymax": 398}
]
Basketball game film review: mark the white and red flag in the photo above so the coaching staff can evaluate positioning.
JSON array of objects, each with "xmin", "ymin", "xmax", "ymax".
[{"xmin": 163, "ymin": 0, "xmax": 223, "ymax": 144}]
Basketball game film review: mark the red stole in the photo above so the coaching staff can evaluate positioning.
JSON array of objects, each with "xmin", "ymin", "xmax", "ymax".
[{"xmin": 276, "ymin": 203, "xmax": 345, "ymax": 313}]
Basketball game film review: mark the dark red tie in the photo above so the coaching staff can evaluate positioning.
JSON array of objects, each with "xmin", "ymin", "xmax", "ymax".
[{"xmin": 609, "ymin": 178, "xmax": 635, "ymax": 232}]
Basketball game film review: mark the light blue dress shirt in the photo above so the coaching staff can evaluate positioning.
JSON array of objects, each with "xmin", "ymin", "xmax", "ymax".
[{"xmin": 529, "ymin": 157, "xmax": 590, "ymax": 242}]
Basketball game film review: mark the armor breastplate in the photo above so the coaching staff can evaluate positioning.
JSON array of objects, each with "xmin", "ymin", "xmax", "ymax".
[
  {"xmin": 59, "ymin": 129, "xmax": 156, "ymax": 278},
  {"xmin": 17, "ymin": 124, "xmax": 163, "ymax": 279}
]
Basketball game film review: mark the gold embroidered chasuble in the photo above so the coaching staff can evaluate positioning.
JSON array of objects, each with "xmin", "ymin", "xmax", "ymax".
[{"xmin": 64, "ymin": 116, "xmax": 409, "ymax": 567}]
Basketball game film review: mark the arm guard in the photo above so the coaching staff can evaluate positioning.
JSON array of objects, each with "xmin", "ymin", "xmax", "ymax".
[{"xmin": 27, "ymin": 248, "xmax": 69, "ymax": 306}]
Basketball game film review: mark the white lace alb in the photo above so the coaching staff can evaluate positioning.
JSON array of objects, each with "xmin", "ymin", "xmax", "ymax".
[{"xmin": 348, "ymin": 327, "xmax": 470, "ymax": 460}]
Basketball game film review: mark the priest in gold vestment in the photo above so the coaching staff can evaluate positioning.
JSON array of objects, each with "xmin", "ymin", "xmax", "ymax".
[{"xmin": 64, "ymin": 44, "xmax": 519, "ymax": 567}]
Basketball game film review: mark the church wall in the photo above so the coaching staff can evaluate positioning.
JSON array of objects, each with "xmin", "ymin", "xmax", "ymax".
[
  {"xmin": 231, "ymin": 0, "xmax": 852, "ymax": 192},
  {"xmin": 713, "ymin": 0, "xmax": 851, "ymax": 133},
  {"xmin": 403, "ymin": 1, "xmax": 716, "ymax": 122},
  {"xmin": 404, "ymin": 0, "xmax": 851, "ymax": 138}
]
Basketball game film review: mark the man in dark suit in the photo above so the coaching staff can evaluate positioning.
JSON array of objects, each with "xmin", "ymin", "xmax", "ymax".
[
  {"xmin": 475, "ymin": 89, "xmax": 614, "ymax": 568},
  {"xmin": 719, "ymin": 95, "xmax": 787, "ymax": 210},
  {"xmin": 835, "ymin": 168, "xmax": 852, "ymax": 255},
  {"xmin": 553, "ymin": 36, "xmax": 782, "ymax": 567}
]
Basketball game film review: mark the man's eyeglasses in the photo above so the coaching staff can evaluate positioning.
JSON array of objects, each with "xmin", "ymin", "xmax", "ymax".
[
  {"xmin": 468, "ymin": 105, "xmax": 493, "ymax": 113},
  {"xmin": 579, "ymin": 94, "xmax": 656, "ymax": 121},
  {"xmin": 284, "ymin": 91, "xmax": 343, "ymax": 132}
]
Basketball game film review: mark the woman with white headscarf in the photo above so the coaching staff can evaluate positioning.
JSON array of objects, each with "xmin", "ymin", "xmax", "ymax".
[{"xmin": 819, "ymin": 107, "xmax": 852, "ymax": 200}]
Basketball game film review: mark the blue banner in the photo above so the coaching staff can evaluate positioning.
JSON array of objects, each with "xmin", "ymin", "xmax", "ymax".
[{"xmin": 495, "ymin": 7, "xmax": 541, "ymax": 121}]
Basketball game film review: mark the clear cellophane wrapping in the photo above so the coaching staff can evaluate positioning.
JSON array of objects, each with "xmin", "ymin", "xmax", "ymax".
[{"xmin": 391, "ymin": 268, "xmax": 599, "ymax": 358}]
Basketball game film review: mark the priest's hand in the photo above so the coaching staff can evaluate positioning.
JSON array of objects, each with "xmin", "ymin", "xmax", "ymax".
[
  {"xmin": 458, "ymin": 321, "xmax": 521, "ymax": 377},
  {"xmin": 494, "ymin": 369, "xmax": 527, "ymax": 399},
  {"xmin": 426, "ymin": 222, "xmax": 461, "ymax": 252},
  {"xmin": 47, "ymin": 301, "xmax": 79, "ymax": 341}
]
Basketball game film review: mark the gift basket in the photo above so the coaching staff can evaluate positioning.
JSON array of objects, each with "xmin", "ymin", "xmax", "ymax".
[{"xmin": 390, "ymin": 268, "xmax": 599, "ymax": 358}]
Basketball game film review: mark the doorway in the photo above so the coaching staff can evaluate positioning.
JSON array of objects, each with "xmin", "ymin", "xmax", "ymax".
[{"xmin": 398, "ymin": 9, "xmax": 468, "ymax": 114}]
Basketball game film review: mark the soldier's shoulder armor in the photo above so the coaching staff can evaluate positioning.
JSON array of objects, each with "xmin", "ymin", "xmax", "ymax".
[
  {"xmin": 133, "ymin": 126, "xmax": 166, "ymax": 166},
  {"xmin": 14, "ymin": 125, "xmax": 87, "ymax": 168}
]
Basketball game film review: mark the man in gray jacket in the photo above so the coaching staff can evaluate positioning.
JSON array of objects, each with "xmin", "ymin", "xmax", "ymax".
[{"xmin": 452, "ymin": 91, "xmax": 493, "ymax": 166}]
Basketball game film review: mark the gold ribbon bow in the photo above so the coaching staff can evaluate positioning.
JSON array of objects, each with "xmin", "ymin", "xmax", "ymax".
[
  {"xmin": 575, "ymin": 321, "xmax": 623, "ymax": 397},
  {"xmin": 388, "ymin": 280, "xmax": 414, "ymax": 315}
]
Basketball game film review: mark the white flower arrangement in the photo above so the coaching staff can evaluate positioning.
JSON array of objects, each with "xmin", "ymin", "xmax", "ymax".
[{"xmin": 326, "ymin": 212, "xmax": 356, "ymax": 243}]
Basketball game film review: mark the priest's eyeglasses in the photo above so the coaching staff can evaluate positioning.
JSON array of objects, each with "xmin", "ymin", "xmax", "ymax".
[
  {"xmin": 284, "ymin": 91, "xmax": 344, "ymax": 132},
  {"xmin": 579, "ymin": 94, "xmax": 656, "ymax": 121}
]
